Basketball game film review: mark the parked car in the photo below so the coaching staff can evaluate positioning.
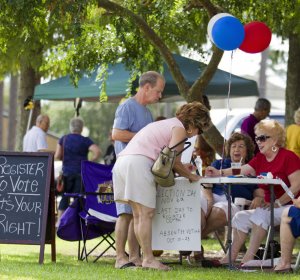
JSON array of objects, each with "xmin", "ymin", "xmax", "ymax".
[{"xmin": 211, "ymin": 108, "xmax": 285, "ymax": 140}]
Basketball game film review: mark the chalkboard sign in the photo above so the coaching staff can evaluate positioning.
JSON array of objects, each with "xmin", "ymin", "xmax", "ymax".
[
  {"xmin": 152, "ymin": 178, "xmax": 201, "ymax": 251},
  {"xmin": 0, "ymin": 152, "xmax": 55, "ymax": 263}
]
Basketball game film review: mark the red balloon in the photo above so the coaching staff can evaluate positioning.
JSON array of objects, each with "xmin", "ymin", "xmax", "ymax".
[{"xmin": 239, "ymin": 21, "xmax": 272, "ymax": 53}]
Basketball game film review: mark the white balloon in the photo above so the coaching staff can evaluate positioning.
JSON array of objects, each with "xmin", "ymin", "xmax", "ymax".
[{"xmin": 207, "ymin": 13, "xmax": 234, "ymax": 43}]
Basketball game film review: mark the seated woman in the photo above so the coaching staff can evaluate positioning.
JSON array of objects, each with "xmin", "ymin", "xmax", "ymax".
[
  {"xmin": 274, "ymin": 197, "xmax": 300, "ymax": 273},
  {"xmin": 205, "ymin": 119, "xmax": 300, "ymax": 267},
  {"xmin": 197, "ymin": 133, "xmax": 263, "ymax": 262},
  {"xmin": 202, "ymin": 133, "xmax": 263, "ymax": 231}
]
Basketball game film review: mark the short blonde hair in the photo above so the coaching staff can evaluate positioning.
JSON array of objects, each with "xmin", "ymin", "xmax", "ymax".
[
  {"xmin": 255, "ymin": 119, "xmax": 285, "ymax": 147},
  {"xmin": 294, "ymin": 108, "xmax": 300, "ymax": 124}
]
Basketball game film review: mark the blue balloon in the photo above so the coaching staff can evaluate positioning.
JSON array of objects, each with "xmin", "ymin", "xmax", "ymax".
[{"xmin": 212, "ymin": 16, "xmax": 245, "ymax": 51}]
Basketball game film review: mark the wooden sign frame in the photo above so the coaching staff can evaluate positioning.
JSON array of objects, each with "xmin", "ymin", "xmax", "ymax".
[{"xmin": 0, "ymin": 152, "xmax": 56, "ymax": 264}]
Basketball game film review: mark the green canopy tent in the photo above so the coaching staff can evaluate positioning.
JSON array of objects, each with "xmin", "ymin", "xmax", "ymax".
[
  {"xmin": 31, "ymin": 54, "xmax": 259, "ymax": 158},
  {"xmin": 33, "ymin": 54, "xmax": 259, "ymax": 102}
]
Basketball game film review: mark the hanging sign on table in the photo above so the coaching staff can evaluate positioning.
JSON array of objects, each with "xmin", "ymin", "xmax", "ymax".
[{"xmin": 152, "ymin": 178, "xmax": 201, "ymax": 251}]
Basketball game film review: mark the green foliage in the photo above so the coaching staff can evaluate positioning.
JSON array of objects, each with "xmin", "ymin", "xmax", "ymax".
[
  {"xmin": 212, "ymin": 0, "xmax": 298, "ymax": 38},
  {"xmin": 1, "ymin": 0, "xmax": 300, "ymax": 152},
  {"xmin": 40, "ymin": 0, "xmax": 210, "ymax": 85}
]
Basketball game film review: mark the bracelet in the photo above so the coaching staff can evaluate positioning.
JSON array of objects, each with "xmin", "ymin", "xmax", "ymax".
[{"xmin": 275, "ymin": 199, "xmax": 282, "ymax": 207}]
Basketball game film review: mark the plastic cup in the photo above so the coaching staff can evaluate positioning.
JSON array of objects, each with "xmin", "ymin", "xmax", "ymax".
[{"xmin": 231, "ymin": 162, "xmax": 242, "ymax": 175}]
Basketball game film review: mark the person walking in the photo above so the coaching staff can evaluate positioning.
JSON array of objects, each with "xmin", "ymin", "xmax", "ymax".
[
  {"xmin": 55, "ymin": 117, "xmax": 101, "ymax": 226},
  {"xmin": 112, "ymin": 71, "xmax": 165, "ymax": 269},
  {"xmin": 23, "ymin": 114, "xmax": 50, "ymax": 152}
]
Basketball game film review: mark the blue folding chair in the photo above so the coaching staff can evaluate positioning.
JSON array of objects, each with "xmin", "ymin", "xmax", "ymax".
[{"xmin": 79, "ymin": 160, "xmax": 117, "ymax": 262}]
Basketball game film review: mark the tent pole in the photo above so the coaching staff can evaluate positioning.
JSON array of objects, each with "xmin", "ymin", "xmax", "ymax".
[
  {"xmin": 26, "ymin": 109, "xmax": 34, "ymax": 132},
  {"xmin": 74, "ymin": 98, "xmax": 82, "ymax": 117}
]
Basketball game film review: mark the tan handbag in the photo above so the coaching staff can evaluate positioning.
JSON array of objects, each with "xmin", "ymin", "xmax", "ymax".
[{"xmin": 151, "ymin": 138, "xmax": 190, "ymax": 187}]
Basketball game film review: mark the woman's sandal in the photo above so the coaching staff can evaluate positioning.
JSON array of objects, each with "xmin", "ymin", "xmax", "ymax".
[{"xmin": 274, "ymin": 267, "xmax": 293, "ymax": 274}]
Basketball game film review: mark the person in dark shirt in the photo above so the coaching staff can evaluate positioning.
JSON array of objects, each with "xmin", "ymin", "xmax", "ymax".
[
  {"xmin": 241, "ymin": 98, "xmax": 271, "ymax": 154},
  {"xmin": 55, "ymin": 117, "xmax": 101, "ymax": 226}
]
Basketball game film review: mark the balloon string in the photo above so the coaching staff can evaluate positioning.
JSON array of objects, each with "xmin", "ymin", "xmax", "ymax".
[{"xmin": 220, "ymin": 51, "xmax": 234, "ymax": 176}]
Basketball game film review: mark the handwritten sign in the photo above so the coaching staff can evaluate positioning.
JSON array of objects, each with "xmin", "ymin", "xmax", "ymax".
[
  {"xmin": 152, "ymin": 178, "xmax": 201, "ymax": 251},
  {"xmin": 0, "ymin": 152, "xmax": 52, "ymax": 245}
]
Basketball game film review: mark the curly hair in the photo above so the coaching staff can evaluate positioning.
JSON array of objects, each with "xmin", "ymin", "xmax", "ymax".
[
  {"xmin": 255, "ymin": 119, "xmax": 285, "ymax": 147},
  {"xmin": 225, "ymin": 132, "xmax": 255, "ymax": 163},
  {"xmin": 176, "ymin": 101, "xmax": 211, "ymax": 133}
]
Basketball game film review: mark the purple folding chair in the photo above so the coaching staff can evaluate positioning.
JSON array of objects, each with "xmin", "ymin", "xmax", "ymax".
[{"xmin": 79, "ymin": 160, "xmax": 117, "ymax": 262}]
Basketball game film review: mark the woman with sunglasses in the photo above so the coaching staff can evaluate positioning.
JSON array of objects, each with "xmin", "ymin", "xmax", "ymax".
[{"xmin": 205, "ymin": 119, "xmax": 300, "ymax": 269}]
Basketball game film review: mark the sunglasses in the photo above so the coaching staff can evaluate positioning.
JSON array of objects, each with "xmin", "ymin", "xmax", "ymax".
[{"xmin": 255, "ymin": 135, "xmax": 271, "ymax": 142}]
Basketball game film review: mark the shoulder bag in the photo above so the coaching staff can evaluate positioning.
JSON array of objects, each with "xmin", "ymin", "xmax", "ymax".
[
  {"xmin": 151, "ymin": 138, "xmax": 191, "ymax": 187},
  {"xmin": 56, "ymin": 136, "xmax": 66, "ymax": 193}
]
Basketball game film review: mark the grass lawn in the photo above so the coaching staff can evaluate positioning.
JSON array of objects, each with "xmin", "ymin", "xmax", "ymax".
[{"xmin": 0, "ymin": 236, "xmax": 299, "ymax": 280}]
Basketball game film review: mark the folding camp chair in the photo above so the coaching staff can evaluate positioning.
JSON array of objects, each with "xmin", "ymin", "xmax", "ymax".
[{"xmin": 79, "ymin": 160, "xmax": 117, "ymax": 262}]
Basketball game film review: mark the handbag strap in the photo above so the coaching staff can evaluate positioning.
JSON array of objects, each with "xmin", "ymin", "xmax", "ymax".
[
  {"xmin": 61, "ymin": 135, "xmax": 67, "ymax": 163},
  {"xmin": 169, "ymin": 138, "xmax": 187, "ymax": 149},
  {"xmin": 169, "ymin": 138, "xmax": 191, "ymax": 156}
]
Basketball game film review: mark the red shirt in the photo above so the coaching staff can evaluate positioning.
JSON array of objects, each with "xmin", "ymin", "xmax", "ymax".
[{"xmin": 248, "ymin": 148, "xmax": 300, "ymax": 203}]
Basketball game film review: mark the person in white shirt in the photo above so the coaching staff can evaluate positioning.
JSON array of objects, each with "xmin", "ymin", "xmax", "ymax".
[{"xmin": 23, "ymin": 114, "xmax": 50, "ymax": 152}]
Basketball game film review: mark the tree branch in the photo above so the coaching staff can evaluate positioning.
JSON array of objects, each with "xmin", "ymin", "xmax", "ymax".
[
  {"xmin": 196, "ymin": 0, "xmax": 224, "ymax": 17},
  {"xmin": 189, "ymin": 45, "xmax": 223, "ymax": 99},
  {"xmin": 97, "ymin": 0, "xmax": 190, "ymax": 98}
]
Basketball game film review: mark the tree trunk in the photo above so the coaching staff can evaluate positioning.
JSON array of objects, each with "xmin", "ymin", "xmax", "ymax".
[
  {"xmin": 259, "ymin": 48, "xmax": 269, "ymax": 98},
  {"xmin": 15, "ymin": 63, "xmax": 40, "ymax": 151},
  {"xmin": 202, "ymin": 124, "xmax": 224, "ymax": 157},
  {"xmin": 8, "ymin": 75, "xmax": 18, "ymax": 151},
  {"xmin": 0, "ymin": 81, "xmax": 3, "ymax": 149},
  {"xmin": 97, "ymin": 0, "xmax": 225, "ymax": 156},
  {"xmin": 285, "ymin": 34, "xmax": 300, "ymax": 125}
]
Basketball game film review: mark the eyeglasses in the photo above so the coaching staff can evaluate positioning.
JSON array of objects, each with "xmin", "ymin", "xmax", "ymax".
[{"xmin": 255, "ymin": 135, "xmax": 271, "ymax": 142}]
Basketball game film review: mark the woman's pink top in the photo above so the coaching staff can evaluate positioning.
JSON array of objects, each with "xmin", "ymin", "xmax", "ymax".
[{"xmin": 119, "ymin": 117, "xmax": 184, "ymax": 160}]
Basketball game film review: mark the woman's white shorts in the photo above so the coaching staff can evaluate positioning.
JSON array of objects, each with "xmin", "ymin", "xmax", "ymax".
[{"xmin": 113, "ymin": 155, "xmax": 156, "ymax": 209}]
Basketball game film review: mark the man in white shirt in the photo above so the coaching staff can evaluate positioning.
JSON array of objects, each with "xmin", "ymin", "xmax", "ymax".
[{"xmin": 23, "ymin": 114, "xmax": 50, "ymax": 152}]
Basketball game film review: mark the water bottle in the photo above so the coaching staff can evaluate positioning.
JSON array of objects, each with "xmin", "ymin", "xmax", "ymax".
[{"xmin": 195, "ymin": 156, "xmax": 203, "ymax": 176}]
